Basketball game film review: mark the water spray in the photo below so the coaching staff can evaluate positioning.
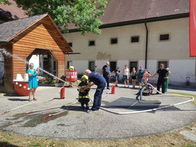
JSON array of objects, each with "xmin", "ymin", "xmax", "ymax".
[
  {"xmin": 37, "ymin": 68, "xmax": 66, "ymax": 83},
  {"xmin": 0, "ymin": 48, "xmax": 66, "ymax": 83}
]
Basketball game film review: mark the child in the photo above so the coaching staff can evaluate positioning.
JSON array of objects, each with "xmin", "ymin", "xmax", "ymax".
[
  {"xmin": 142, "ymin": 69, "xmax": 151, "ymax": 85},
  {"xmin": 136, "ymin": 69, "xmax": 152, "ymax": 100},
  {"xmin": 78, "ymin": 75, "xmax": 90, "ymax": 111},
  {"xmin": 137, "ymin": 66, "xmax": 144, "ymax": 88}
]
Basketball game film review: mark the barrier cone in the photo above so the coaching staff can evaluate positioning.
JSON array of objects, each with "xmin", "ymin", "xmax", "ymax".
[
  {"xmin": 60, "ymin": 88, "xmax": 65, "ymax": 99},
  {"xmin": 111, "ymin": 85, "xmax": 116, "ymax": 94}
]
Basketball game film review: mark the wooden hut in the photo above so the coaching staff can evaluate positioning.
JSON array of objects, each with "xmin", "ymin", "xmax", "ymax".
[{"xmin": 0, "ymin": 14, "xmax": 72, "ymax": 93}]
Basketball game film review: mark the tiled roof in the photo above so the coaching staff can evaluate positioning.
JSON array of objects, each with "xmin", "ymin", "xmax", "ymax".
[
  {"xmin": 0, "ymin": 14, "xmax": 47, "ymax": 42},
  {"xmin": 0, "ymin": 0, "xmax": 189, "ymax": 30},
  {"xmin": 101, "ymin": 0, "xmax": 189, "ymax": 25},
  {"xmin": 0, "ymin": 0, "xmax": 27, "ymax": 20}
]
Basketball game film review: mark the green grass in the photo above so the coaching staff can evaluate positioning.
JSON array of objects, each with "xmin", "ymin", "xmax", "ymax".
[
  {"xmin": 185, "ymin": 144, "xmax": 196, "ymax": 147},
  {"xmin": 0, "ymin": 90, "xmax": 195, "ymax": 147},
  {"xmin": 29, "ymin": 142, "xmax": 42, "ymax": 147},
  {"xmin": 0, "ymin": 128, "xmax": 196, "ymax": 147}
]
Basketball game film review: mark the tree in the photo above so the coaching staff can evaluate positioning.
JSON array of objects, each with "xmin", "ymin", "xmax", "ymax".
[
  {"xmin": 9, "ymin": 0, "xmax": 108, "ymax": 34},
  {"xmin": 0, "ymin": 0, "xmax": 10, "ymax": 4}
]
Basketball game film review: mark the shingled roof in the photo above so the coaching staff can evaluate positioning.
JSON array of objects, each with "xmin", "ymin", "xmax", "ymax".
[
  {"xmin": 0, "ymin": 14, "xmax": 47, "ymax": 42},
  {"xmin": 0, "ymin": 0, "xmax": 189, "ymax": 31},
  {"xmin": 101, "ymin": 0, "xmax": 189, "ymax": 25},
  {"xmin": 0, "ymin": 0, "xmax": 27, "ymax": 20}
]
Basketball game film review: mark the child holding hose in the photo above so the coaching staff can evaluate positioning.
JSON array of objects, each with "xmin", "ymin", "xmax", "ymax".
[{"xmin": 77, "ymin": 75, "xmax": 90, "ymax": 111}]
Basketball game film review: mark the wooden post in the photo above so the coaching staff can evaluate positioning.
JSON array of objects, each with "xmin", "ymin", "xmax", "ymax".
[
  {"xmin": 3, "ymin": 45, "xmax": 15, "ymax": 93},
  {"xmin": 52, "ymin": 51, "xmax": 65, "ymax": 77}
]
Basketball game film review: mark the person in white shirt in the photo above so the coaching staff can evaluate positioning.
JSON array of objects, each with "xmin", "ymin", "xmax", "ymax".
[{"xmin": 123, "ymin": 65, "xmax": 130, "ymax": 87}]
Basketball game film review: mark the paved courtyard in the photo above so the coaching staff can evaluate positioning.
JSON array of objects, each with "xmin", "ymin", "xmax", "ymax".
[{"xmin": 0, "ymin": 86, "xmax": 196, "ymax": 139}]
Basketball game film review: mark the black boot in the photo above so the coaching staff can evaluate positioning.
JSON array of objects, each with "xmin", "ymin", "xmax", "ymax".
[
  {"xmin": 81, "ymin": 103, "xmax": 85, "ymax": 110},
  {"xmin": 86, "ymin": 104, "xmax": 89, "ymax": 110}
]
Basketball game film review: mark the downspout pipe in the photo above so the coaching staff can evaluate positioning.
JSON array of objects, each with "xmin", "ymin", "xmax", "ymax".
[{"xmin": 144, "ymin": 22, "xmax": 149, "ymax": 69}]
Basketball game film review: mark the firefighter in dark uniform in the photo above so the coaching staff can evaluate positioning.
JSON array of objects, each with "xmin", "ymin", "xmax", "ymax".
[
  {"xmin": 85, "ymin": 69, "xmax": 106, "ymax": 111},
  {"xmin": 153, "ymin": 64, "xmax": 169, "ymax": 93},
  {"xmin": 78, "ymin": 75, "xmax": 90, "ymax": 110}
]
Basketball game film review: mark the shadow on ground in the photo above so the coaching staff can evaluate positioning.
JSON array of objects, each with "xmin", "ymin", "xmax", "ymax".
[
  {"xmin": 102, "ymin": 97, "xmax": 190, "ymax": 112},
  {"xmin": 0, "ymin": 142, "xmax": 18, "ymax": 147},
  {"xmin": 8, "ymin": 98, "xmax": 29, "ymax": 101},
  {"xmin": 61, "ymin": 105, "xmax": 86, "ymax": 112}
]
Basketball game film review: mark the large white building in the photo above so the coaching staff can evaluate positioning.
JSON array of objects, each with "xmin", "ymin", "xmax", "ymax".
[
  {"xmin": 0, "ymin": 0, "xmax": 195, "ymax": 87},
  {"xmin": 64, "ymin": 0, "xmax": 196, "ymax": 87}
]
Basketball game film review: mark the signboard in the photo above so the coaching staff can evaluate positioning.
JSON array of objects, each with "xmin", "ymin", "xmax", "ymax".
[{"xmin": 190, "ymin": 0, "xmax": 196, "ymax": 57}]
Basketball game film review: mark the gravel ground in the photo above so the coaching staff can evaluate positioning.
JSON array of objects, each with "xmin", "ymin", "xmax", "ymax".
[{"xmin": 0, "ymin": 86, "xmax": 196, "ymax": 139}]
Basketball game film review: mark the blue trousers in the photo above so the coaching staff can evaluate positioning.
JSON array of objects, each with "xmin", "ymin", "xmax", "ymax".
[
  {"xmin": 103, "ymin": 75, "xmax": 110, "ymax": 89},
  {"xmin": 92, "ymin": 84, "xmax": 106, "ymax": 110}
]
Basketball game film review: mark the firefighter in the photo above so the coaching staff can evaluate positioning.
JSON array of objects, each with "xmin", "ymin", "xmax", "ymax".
[
  {"xmin": 78, "ymin": 75, "xmax": 90, "ymax": 111},
  {"xmin": 85, "ymin": 69, "xmax": 106, "ymax": 111}
]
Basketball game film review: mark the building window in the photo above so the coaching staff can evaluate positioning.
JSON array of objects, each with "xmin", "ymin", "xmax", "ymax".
[
  {"xmin": 89, "ymin": 40, "xmax": 95, "ymax": 46},
  {"xmin": 131, "ymin": 36, "xmax": 140, "ymax": 43},
  {"xmin": 110, "ymin": 61, "xmax": 117, "ymax": 72},
  {"xmin": 129, "ymin": 61, "xmax": 138, "ymax": 71},
  {"xmin": 110, "ymin": 38, "xmax": 118, "ymax": 44},
  {"xmin": 160, "ymin": 34, "xmax": 170, "ymax": 41},
  {"xmin": 68, "ymin": 42, "xmax": 72, "ymax": 47},
  {"xmin": 157, "ymin": 61, "xmax": 168, "ymax": 69},
  {"xmin": 89, "ymin": 61, "xmax": 95, "ymax": 72}
]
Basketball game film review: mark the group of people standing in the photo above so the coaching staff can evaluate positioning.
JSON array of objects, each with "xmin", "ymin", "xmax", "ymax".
[
  {"xmin": 102, "ymin": 63, "xmax": 145, "ymax": 89},
  {"xmin": 102, "ymin": 62, "xmax": 170, "ymax": 94},
  {"xmin": 121, "ymin": 65, "xmax": 150, "ymax": 89}
]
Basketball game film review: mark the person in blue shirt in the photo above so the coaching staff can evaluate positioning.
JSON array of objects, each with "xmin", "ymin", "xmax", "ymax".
[
  {"xmin": 27, "ymin": 63, "xmax": 39, "ymax": 101},
  {"xmin": 85, "ymin": 69, "xmax": 106, "ymax": 111},
  {"xmin": 137, "ymin": 66, "xmax": 145, "ymax": 88},
  {"xmin": 102, "ymin": 61, "xmax": 110, "ymax": 89}
]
